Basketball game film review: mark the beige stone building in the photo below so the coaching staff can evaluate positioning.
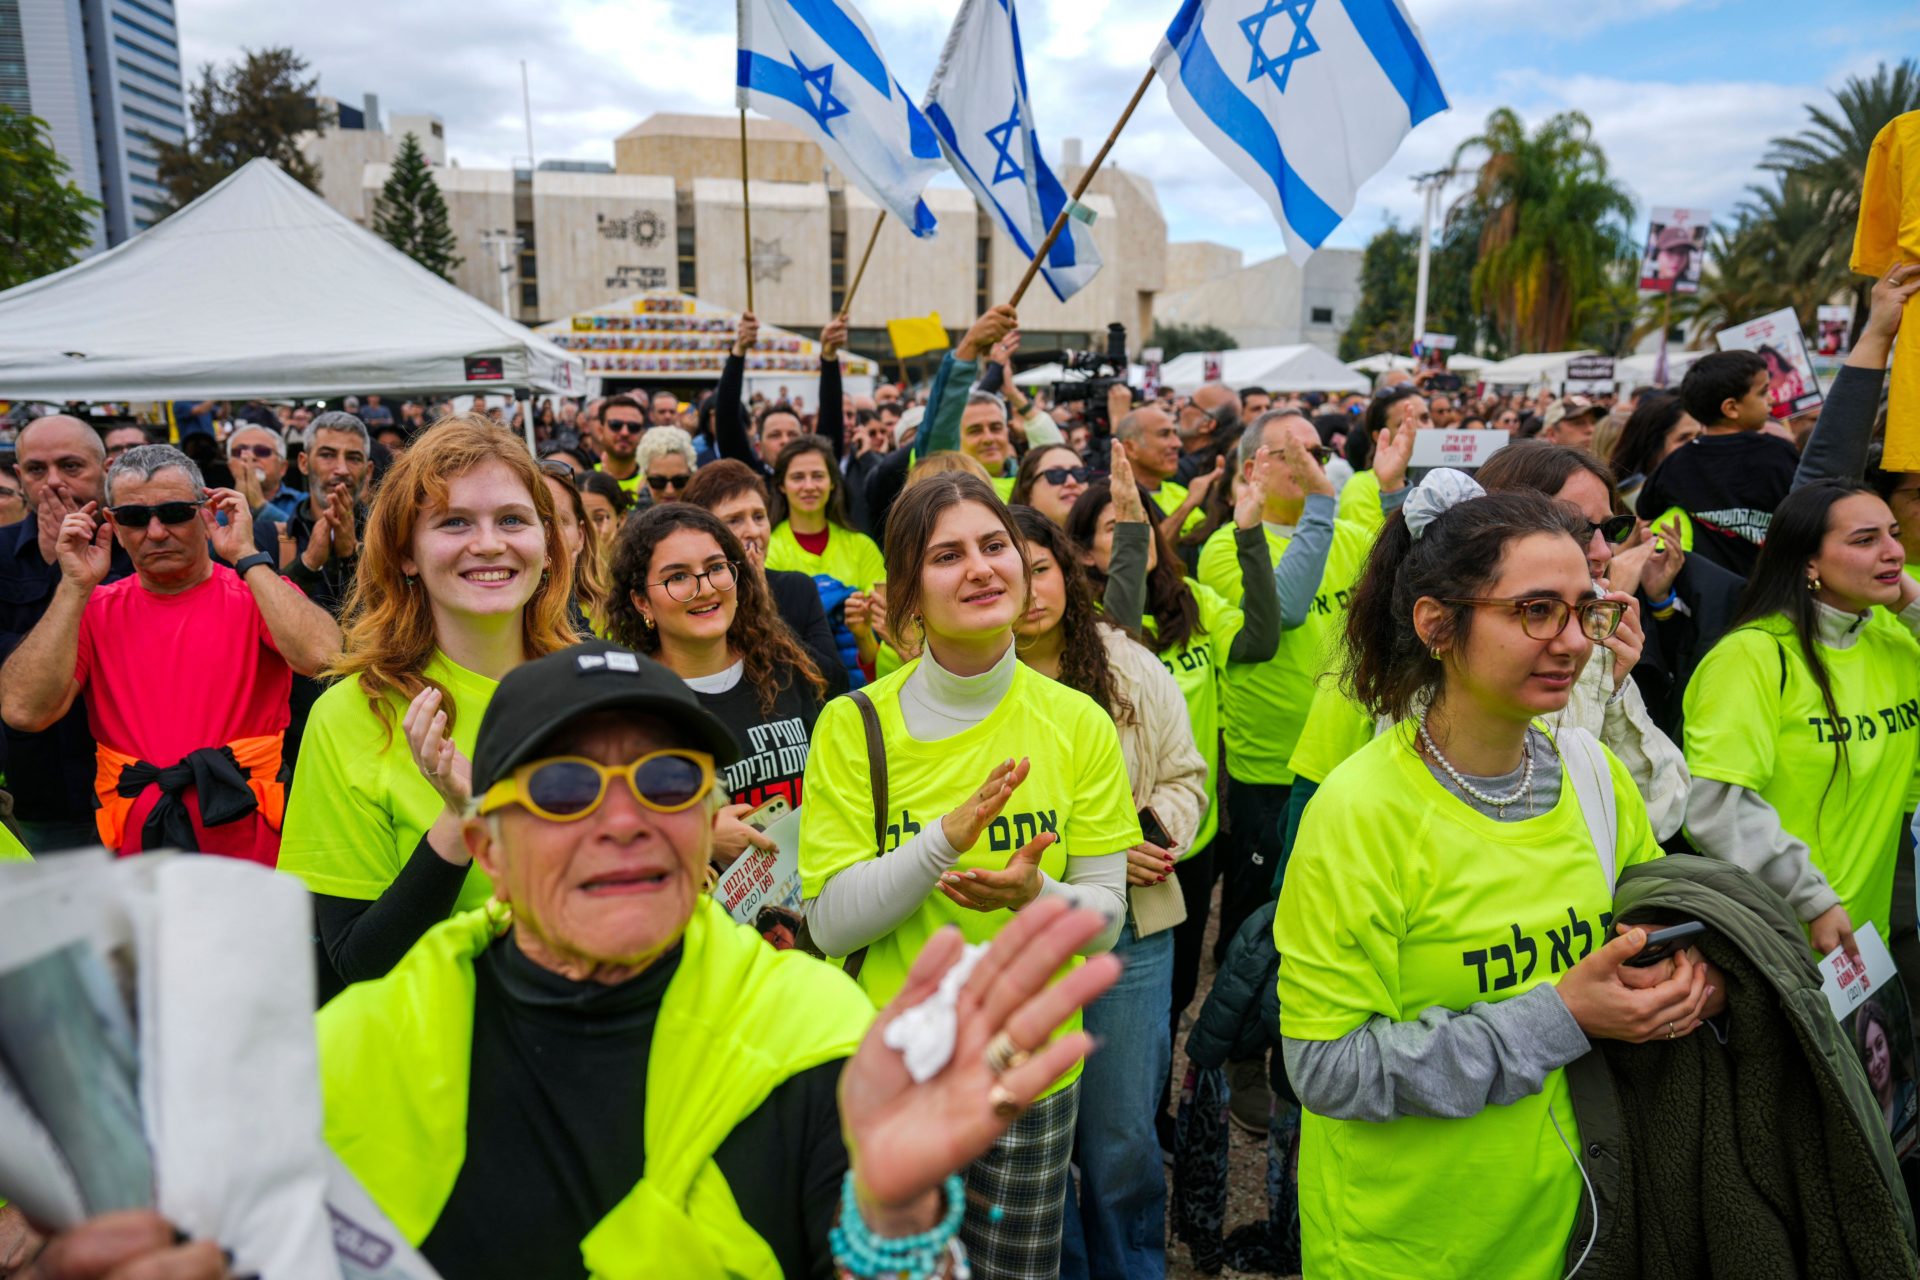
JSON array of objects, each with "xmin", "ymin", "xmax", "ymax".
[
  {"xmin": 1155, "ymin": 241, "xmax": 1365, "ymax": 352},
  {"xmin": 300, "ymin": 108, "xmax": 1345, "ymax": 374}
]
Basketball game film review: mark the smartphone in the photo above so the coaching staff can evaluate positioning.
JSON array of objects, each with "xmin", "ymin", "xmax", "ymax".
[
  {"xmin": 742, "ymin": 795, "xmax": 791, "ymax": 833},
  {"xmin": 1622, "ymin": 920, "xmax": 1708, "ymax": 967},
  {"xmin": 1137, "ymin": 806, "xmax": 1174, "ymax": 852}
]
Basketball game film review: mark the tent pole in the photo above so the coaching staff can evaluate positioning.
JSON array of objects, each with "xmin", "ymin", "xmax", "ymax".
[
  {"xmin": 520, "ymin": 389, "xmax": 535, "ymax": 454},
  {"xmin": 739, "ymin": 110, "xmax": 755, "ymax": 315}
]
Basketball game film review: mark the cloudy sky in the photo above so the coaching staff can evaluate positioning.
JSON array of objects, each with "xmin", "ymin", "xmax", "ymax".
[{"xmin": 181, "ymin": 0, "xmax": 1912, "ymax": 264}]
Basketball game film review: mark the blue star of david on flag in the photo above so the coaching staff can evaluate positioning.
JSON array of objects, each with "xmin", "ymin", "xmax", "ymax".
[
  {"xmin": 984, "ymin": 100, "xmax": 1025, "ymax": 185},
  {"xmin": 1240, "ymin": 0, "xmax": 1319, "ymax": 94},
  {"xmin": 791, "ymin": 54, "xmax": 851, "ymax": 130}
]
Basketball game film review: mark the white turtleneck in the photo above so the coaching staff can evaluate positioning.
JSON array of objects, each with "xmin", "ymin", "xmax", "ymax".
[{"xmin": 805, "ymin": 642, "xmax": 1128, "ymax": 956}]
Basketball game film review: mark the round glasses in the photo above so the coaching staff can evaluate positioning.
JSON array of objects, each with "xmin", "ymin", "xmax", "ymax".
[
  {"xmin": 1444, "ymin": 595, "xmax": 1626, "ymax": 642},
  {"xmin": 478, "ymin": 750, "xmax": 716, "ymax": 823},
  {"xmin": 651, "ymin": 560, "xmax": 738, "ymax": 602}
]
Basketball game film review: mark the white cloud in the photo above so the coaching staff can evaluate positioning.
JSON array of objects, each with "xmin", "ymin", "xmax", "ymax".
[{"xmin": 173, "ymin": 0, "xmax": 1844, "ymax": 268}]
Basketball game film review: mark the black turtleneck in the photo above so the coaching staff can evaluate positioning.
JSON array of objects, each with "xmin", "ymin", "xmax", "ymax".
[{"xmin": 420, "ymin": 931, "xmax": 849, "ymax": 1279}]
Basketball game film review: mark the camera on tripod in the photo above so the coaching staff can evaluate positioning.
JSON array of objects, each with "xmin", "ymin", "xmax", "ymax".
[{"xmin": 1051, "ymin": 322, "xmax": 1131, "ymax": 434}]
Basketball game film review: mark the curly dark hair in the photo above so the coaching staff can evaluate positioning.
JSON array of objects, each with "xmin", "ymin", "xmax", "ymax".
[
  {"xmin": 606, "ymin": 504, "xmax": 829, "ymax": 714},
  {"xmin": 1065, "ymin": 479, "xmax": 1203, "ymax": 655},
  {"xmin": 1011, "ymin": 506, "xmax": 1133, "ymax": 726}
]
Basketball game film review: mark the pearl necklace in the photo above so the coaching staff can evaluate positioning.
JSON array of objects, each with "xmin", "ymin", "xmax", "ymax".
[{"xmin": 1417, "ymin": 713, "xmax": 1533, "ymax": 812}]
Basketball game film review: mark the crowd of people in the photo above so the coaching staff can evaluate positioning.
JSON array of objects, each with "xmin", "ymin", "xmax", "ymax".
[{"xmin": 2, "ymin": 262, "xmax": 1920, "ymax": 1280}]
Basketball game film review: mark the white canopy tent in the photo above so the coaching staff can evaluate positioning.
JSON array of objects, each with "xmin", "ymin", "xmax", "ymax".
[
  {"xmin": 1613, "ymin": 348, "xmax": 1712, "ymax": 389},
  {"xmin": 0, "ymin": 158, "xmax": 583, "ymax": 402},
  {"xmin": 1347, "ymin": 351, "xmax": 1492, "ymax": 375},
  {"xmin": 1159, "ymin": 345, "xmax": 1369, "ymax": 395},
  {"xmin": 1472, "ymin": 350, "xmax": 1599, "ymax": 389}
]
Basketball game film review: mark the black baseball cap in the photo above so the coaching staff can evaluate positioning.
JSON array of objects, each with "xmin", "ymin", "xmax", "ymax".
[{"xmin": 471, "ymin": 641, "xmax": 743, "ymax": 796}]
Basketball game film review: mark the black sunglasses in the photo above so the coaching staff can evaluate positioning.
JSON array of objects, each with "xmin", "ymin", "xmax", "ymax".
[
  {"xmin": 107, "ymin": 500, "xmax": 205, "ymax": 527},
  {"xmin": 647, "ymin": 473, "xmax": 690, "ymax": 492},
  {"xmin": 1308, "ymin": 445, "xmax": 1334, "ymax": 466},
  {"xmin": 1039, "ymin": 465, "xmax": 1091, "ymax": 486},
  {"xmin": 1580, "ymin": 514, "xmax": 1637, "ymax": 545}
]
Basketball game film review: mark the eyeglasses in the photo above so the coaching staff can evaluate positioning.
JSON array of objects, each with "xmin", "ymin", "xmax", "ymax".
[
  {"xmin": 1307, "ymin": 446, "xmax": 1334, "ymax": 466},
  {"xmin": 1038, "ymin": 466, "xmax": 1091, "ymax": 486},
  {"xmin": 604, "ymin": 418, "xmax": 645, "ymax": 436},
  {"xmin": 478, "ymin": 749, "xmax": 716, "ymax": 823},
  {"xmin": 647, "ymin": 473, "xmax": 690, "ymax": 493},
  {"xmin": 1444, "ymin": 595, "xmax": 1626, "ymax": 642},
  {"xmin": 539, "ymin": 459, "xmax": 577, "ymax": 480},
  {"xmin": 1577, "ymin": 514, "xmax": 1637, "ymax": 546},
  {"xmin": 651, "ymin": 560, "xmax": 738, "ymax": 602},
  {"xmin": 229, "ymin": 444, "xmax": 278, "ymax": 461},
  {"xmin": 106, "ymin": 500, "xmax": 205, "ymax": 527}
]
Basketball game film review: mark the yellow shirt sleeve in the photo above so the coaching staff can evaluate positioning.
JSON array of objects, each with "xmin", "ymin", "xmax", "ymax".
[
  {"xmin": 1682, "ymin": 628, "xmax": 1782, "ymax": 794},
  {"xmin": 798, "ymin": 694, "xmax": 883, "ymax": 898}
]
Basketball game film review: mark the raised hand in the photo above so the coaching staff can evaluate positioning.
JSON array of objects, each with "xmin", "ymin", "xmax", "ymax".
[
  {"xmin": 938, "ymin": 832, "xmax": 1051, "ymax": 912},
  {"xmin": 36, "ymin": 481, "xmax": 82, "ymax": 566},
  {"xmin": 733, "ymin": 311, "xmax": 761, "ymax": 358},
  {"xmin": 1373, "ymin": 413, "xmax": 1417, "ymax": 493},
  {"xmin": 1187, "ymin": 454, "xmax": 1227, "ymax": 507},
  {"xmin": 941, "ymin": 757, "xmax": 1029, "ymax": 853},
  {"xmin": 839, "ymin": 899, "xmax": 1120, "ymax": 1222},
  {"xmin": 202, "ymin": 488, "xmax": 255, "ymax": 565},
  {"xmin": 821, "ymin": 315, "xmax": 849, "ymax": 361},
  {"xmin": 403, "ymin": 686, "xmax": 473, "ymax": 817},
  {"xmin": 1277, "ymin": 433, "xmax": 1333, "ymax": 499},
  {"xmin": 957, "ymin": 305, "xmax": 1018, "ymax": 362},
  {"xmin": 327, "ymin": 485, "xmax": 358, "ymax": 559},
  {"xmin": 55, "ymin": 504, "xmax": 111, "ymax": 590},
  {"xmin": 1108, "ymin": 442, "xmax": 1149, "ymax": 525},
  {"xmin": 1597, "ymin": 590, "xmax": 1643, "ymax": 687},
  {"xmin": 1233, "ymin": 446, "xmax": 1275, "ymax": 529}
]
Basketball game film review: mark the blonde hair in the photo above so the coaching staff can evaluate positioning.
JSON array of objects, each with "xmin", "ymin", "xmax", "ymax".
[
  {"xmin": 904, "ymin": 449, "xmax": 992, "ymax": 491},
  {"xmin": 329, "ymin": 415, "xmax": 580, "ymax": 736}
]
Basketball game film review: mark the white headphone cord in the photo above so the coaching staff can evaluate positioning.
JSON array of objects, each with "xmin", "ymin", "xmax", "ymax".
[{"xmin": 1550, "ymin": 1100, "xmax": 1599, "ymax": 1280}]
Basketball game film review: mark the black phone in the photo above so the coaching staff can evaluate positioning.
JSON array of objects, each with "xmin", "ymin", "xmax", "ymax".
[
  {"xmin": 1622, "ymin": 920, "xmax": 1707, "ymax": 967},
  {"xmin": 1138, "ymin": 806, "xmax": 1173, "ymax": 851}
]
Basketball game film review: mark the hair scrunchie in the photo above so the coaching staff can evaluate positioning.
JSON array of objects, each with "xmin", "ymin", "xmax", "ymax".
[{"xmin": 1402, "ymin": 468, "xmax": 1486, "ymax": 541}]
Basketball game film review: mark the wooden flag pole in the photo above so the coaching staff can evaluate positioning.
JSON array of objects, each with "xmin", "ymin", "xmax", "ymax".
[
  {"xmin": 1007, "ymin": 65, "xmax": 1156, "ymax": 308},
  {"xmin": 739, "ymin": 109, "xmax": 755, "ymax": 314},
  {"xmin": 839, "ymin": 209, "xmax": 887, "ymax": 319}
]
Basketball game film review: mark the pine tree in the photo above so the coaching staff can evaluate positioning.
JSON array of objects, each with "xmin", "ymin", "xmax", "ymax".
[
  {"xmin": 372, "ymin": 133, "xmax": 462, "ymax": 281},
  {"xmin": 150, "ymin": 47, "xmax": 326, "ymax": 211}
]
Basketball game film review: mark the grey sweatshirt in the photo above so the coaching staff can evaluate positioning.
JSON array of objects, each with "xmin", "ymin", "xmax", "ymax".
[{"xmin": 803, "ymin": 642, "xmax": 1128, "ymax": 955}]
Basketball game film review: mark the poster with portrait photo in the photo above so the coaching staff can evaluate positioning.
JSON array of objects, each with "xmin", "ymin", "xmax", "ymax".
[
  {"xmin": 1816, "ymin": 305, "xmax": 1854, "ymax": 358},
  {"xmin": 1821, "ymin": 925, "xmax": 1919, "ymax": 1160},
  {"xmin": 1640, "ymin": 207, "xmax": 1710, "ymax": 294},
  {"xmin": 1715, "ymin": 308, "xmax": 1824, "ymax": 419}
]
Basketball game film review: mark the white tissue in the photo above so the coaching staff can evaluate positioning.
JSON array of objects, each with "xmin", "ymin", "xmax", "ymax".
[{"xmin": 881, "ymin": 941, "xmax": 990, "ymax": 1082}]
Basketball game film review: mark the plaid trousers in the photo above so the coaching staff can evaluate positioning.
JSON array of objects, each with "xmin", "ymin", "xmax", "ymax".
[{"xmin": 961, "ymin": 1079, "xmax": 1080, "ymax": 1280}]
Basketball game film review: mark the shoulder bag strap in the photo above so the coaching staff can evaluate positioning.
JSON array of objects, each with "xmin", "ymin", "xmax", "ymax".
[
  {"xmin": 838, "ymin": 691, "xmax": 886, "ymax": 981},
  {"xmin": 1559, "ymin": 726, "xmax": 1618, "ymax": 894}
]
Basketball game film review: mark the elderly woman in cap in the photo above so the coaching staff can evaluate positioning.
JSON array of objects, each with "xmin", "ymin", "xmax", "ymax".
[{"xmin": 313, "ymin": 639, "xmax": 1117, "ymax": 1278}]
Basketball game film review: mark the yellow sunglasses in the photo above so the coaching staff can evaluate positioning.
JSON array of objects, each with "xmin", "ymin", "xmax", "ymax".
[{"xmin": 478, "ymin": 750, "xmax": 716, "ymax": 823}]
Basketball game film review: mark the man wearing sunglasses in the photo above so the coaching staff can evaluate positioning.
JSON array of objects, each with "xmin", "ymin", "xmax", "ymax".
[
  {"xmin": 226, "ymin": 425, "xmax": 304, "ymax": 525},
  {"xmin": 0, "ymin": 444, "xmax": 341, "ymax": 863},
  {"xmin": 0, "ymin": 415, "xmax": 134, "ymax": 853},
  {"xmin": 314, "ymin": 639, "xmax": 1119, "ymax": 1278},
  {"xmin": 594, "ymin": 394, "xmax": 648, "ymax": 497}
]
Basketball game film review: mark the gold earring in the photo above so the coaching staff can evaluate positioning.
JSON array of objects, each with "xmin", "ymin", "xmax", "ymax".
[
  {"xmin": 642, "ymin": 613, "xmax": 655, "ymax": 630},
  {"xmin": 1431, "ymin": 647, "xmax": 1442, "ymax": 660},
  {"xmin": 1807, "ymin": 575, "xmax": 1822, "ymax": 592}
]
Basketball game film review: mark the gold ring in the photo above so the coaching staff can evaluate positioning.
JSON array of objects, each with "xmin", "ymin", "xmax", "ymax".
[
  {"xmin": 1666, "ymin": 1022, "xmax": 1676, "ymax": 1040},
  {"xmin": 989, "ymin": 1083, "xmax": 1024, "ymax": 1120},
  {"xmin": 985, "ymin": 1030, "xmax": 1031, "ymax": 1076}
]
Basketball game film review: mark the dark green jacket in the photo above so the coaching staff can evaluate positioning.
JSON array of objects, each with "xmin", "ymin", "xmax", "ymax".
[{"xmin": 1564, "ymin": 853, "xmax": 1918, "ymax": 1278}]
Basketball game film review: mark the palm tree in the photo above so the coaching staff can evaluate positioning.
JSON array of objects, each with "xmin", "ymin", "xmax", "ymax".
[
  {"xmin": 1666, "ymin": 175, "xmax": 1851, "ymax": 343},
  {"xmin": 1764, "ymin": 58, "xmax": 1920, "ymax": 327},
  {"xmin": 1448, "ymin": 108, "xmax": 1637, "ymax": 352}
]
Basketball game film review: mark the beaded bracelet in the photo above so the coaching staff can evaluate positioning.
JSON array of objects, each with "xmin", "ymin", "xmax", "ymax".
[{"xmin": 829, "ymin": 1171, "xmax": 967, "ymax": 1280}]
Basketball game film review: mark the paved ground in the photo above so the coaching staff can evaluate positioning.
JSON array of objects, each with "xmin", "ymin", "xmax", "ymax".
[{"xmin": 1162, "ymin": 884, "xmax": 1301, "ymax": 1280}]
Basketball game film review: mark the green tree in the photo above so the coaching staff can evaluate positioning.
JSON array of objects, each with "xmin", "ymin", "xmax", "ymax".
[
  {"xmin": 0, "ymin": 107, "xmax": 103, "ymax": 289},
  {"xmin": 1149, "ymin": 320, "xmax": 1239, "ymax": 361},
  {"xmin": 149, "ymin": 47, "xmax": 327, "ymax": 211},
  {"xmin": 372, "ymin": 132, "xmax": 462, "ymax": 280},
  {"xmin": 1448, "ymin": 108, "xmax": 1637, "ymax": 352},
  {"xmin": 1339, "ymin": 212, "xmax": 1489, "ymax": 361}
]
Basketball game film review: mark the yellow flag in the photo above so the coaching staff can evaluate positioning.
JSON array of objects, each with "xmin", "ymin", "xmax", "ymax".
[{"xmin": 887, "ymin": 313, "xmax": 950, "ymax": 360}]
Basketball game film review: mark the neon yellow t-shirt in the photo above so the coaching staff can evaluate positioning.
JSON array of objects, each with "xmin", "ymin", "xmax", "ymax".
[
  {"xmin": 0, "ymin": 824, "xmax": 28, "ymax": 860},
  {"xmin": 992, "ymin": 474, "xmax": 1018, "ymax": 502},
  {"xmin": 597, "ymin": 462, "xmax": 642, "ymax": 499},
  {"xmin": 765, "ymin": 522, "xmax": 885, "ymax": 594},
  {"xmin": 1683, "ymin": 613, "xmax": 1920, "ymax": 940},
  {"xmin": 1286, "ymin": 679, "xmax": 1375, "ymax": 784},
  {"xmin": 1197, "ymin": 516, "xmax": 1372, "ymax": 784},
  {"xmin": 798, "ymin": 657, "xmax": 1141, "ymax": 1094},
  {"xmin": 280, "ymin": 651, "xmax": 498, "ymax": 913},
  {"xmin": 1278, "ymin": 722, "xmax": 1663, "ymax": 1279},
  {"xmin": 1149, "ymin": 480, "xmax": 1205, "ymax": 536},
  {"xmin": 1140, "ymin": 578, "xmax": 1240, "ymax": 857},
  {"xmin": 1334, "ymin": 468, "xmax": 1383, "ymax": 534}
]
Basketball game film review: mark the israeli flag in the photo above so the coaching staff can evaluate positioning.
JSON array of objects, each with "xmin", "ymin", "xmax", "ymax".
[
  {"xmin": 1153, "ymin": 0, "xmax": 1448, "ymax": 263},
  {"xmin": 737, "ymin": 0, "xmax": 945, "ymax": 237},
  {"xmin": 922, "ymin": 0, "xmax": 1103, "ymax": 301}
]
